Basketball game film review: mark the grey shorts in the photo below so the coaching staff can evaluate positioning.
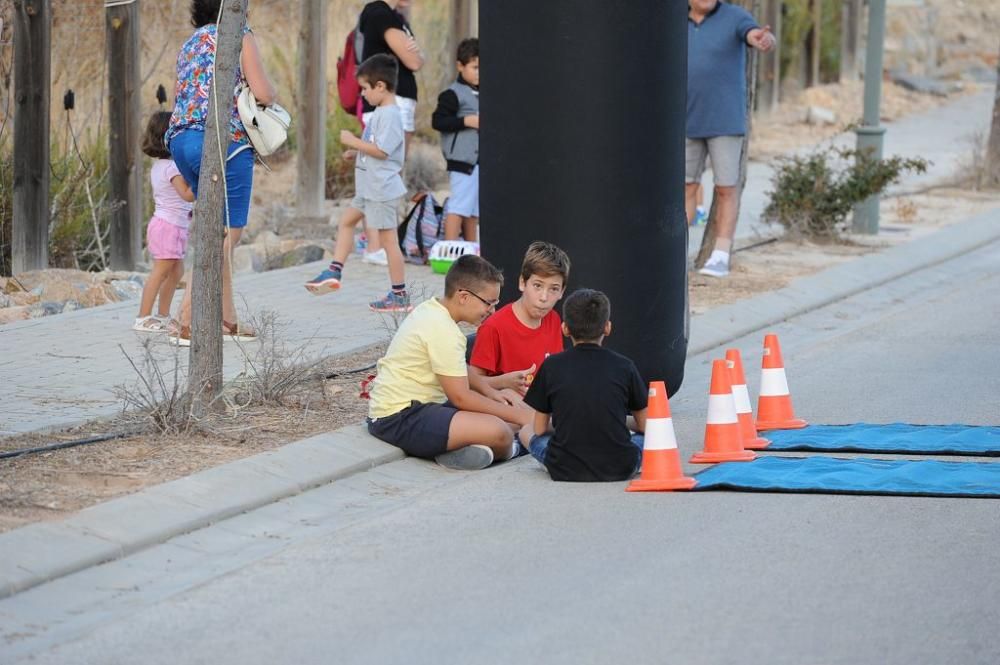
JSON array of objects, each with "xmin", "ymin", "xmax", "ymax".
[
  {"xmin": 685, "ymin": 135, "xmax": 743, "ymax": 187},
  {"xmin": 351, "ymin": 195, "xmax": 402, "ymax": 230}
]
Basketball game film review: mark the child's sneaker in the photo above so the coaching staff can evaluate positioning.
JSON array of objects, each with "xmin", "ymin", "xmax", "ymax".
[
  {"xmin": 362, "ymin": 248, "xmax": 389, "ymax": 266},
  {"xmin": 698, "ymin": 255, "xmax": 730, "ymax": 278},
  {"xmin": 435, "ymin": 444, "xmax": 494, "ymax": 470},
  {"xmin": 305, "ymin": 268, "xmax": 342, "ymax": 295},
  {"xmin": 369, "ymin": 291, "xmax": 413, "ymax": 313},
  {"xmin": 692, "ymin": 206, "xmax": 708, "ymax": 227}
]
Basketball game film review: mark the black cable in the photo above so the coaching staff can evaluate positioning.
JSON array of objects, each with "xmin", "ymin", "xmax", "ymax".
[
  {"xmin": 0, "ymin": 430, "xmax": 137, "ymax": 460},
  {"xmin": 324, "ymin": 362, "xmax": 377, "ymax": 380}
]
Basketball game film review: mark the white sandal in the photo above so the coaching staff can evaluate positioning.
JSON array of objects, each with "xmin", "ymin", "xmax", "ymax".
[{"xmin": 132, "ymin": 315, "xmax": 167, "ymax": 333}]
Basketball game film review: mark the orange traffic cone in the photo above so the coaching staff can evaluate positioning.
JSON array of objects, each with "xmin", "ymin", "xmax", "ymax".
[
  {"xmin": 725, "ymin": 348, "xmax": 770, "ymax": 450},
  {"xmin": 627, "ymin": 381, "xmax": 697, "ymax": 491},
  {"xmin": 755, "ymin": 333, "xmax": 808, "ymax": 431},
  {"xmin": 690, "ymin": 359, "xmax": 757, "ymax": 464}
]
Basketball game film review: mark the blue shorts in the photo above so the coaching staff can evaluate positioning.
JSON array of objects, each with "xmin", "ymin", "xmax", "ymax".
[
  {"xmin": 528, "ymin": 432, "xmax": 645, "ymax": 473},
  {"xmin": 169, "ymin": 129, "xmax": 254, "ymax": 229},
  {"xmin": 447, "ymin": 165, "xmax": 479, "ymax": 217},
  {"xmin": 367, "ymin": 400, "xmax": 457, "ymax": 458}
]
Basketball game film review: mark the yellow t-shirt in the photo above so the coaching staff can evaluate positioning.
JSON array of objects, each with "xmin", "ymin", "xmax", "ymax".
[{"xmin": 368, "ymin": 298, "xmax": 468, "ymax": 419}]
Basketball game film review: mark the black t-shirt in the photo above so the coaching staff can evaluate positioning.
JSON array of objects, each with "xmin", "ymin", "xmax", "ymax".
[
  {"xmin": 524, "ymin": 344, "xmax": 648, "ymax": 482},
  {"xmin": 360, "ymin": 1, "xmax": 418, "ymax": 111}
]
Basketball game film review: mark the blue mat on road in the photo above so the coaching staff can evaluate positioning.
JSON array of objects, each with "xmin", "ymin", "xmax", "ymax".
[
  {"xmin": 692, "ymin": 456, "xmax": 1000, "ymax": 498},
  {"xmin": 761, "ymin": 423, "xmax": 1000, "ymax": 456}
]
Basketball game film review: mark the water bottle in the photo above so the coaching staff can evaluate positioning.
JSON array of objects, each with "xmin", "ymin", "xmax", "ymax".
[{"xmin": 355, "ymin": 232, "xmax": 367, "ymax": 255}]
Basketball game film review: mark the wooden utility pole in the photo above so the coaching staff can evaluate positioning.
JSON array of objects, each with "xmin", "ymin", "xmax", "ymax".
[
  {"xmin": 756, "ymin": 0, "xmax": 781, "ymax": 115},
  {"xmin": 11, "ymin": 0, "xmax": 50, "ymax": 275},
  {"xmin": 187, "ymin": 0, "xmax": 247, "ymax": 414},
  {"xmin": 984, "ymin": 39, "xmax": 1000, "ymax": 188},
  {"xmin": 296, "ymin": 0, "xmax": 326, "ymax": 221},
  {"xmin": 840, "ymin": 0, "xmax": 863, "ymax": 81},
  {"xmin": 696, "ymin": 0, "xmax": 761, "ymax": 269},
  {"xmin": 106, "ymin": 0, "xmax": 142, "ymax": 270}
]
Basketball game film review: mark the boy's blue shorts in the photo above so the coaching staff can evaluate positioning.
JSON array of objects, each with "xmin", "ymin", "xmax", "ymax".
[
  {"xmin": 367, "ymin": 400, "xmax": 457, "ymax": 458},
  {"xmin": 169, "ymin": 129, "xmax": 254, "ymax": 229},
  {"xmin": 529, "ymin": 432, "xmax": 645, "ymax": 473}
]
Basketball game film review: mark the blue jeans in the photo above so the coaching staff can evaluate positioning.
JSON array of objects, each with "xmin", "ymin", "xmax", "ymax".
[
  {"xmin": 528, "ymin": 432, "xmax": 645, "ymax": 472},
  {"xmin": 169, "ymin": 130, "xmax": 254, "ymax": 229}
]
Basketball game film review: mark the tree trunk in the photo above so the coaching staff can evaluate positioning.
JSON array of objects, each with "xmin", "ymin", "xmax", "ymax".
[
  {"xmin": 985, "ymin": 38, "xmax": 1000, "ymax": 188},
  {"xmin": 186, "ymin": 0, "xmax": 248, "ymax": 417},
  {"xmin": 696, "ymin": 0, "xmax": 760, "ymax": 269}
]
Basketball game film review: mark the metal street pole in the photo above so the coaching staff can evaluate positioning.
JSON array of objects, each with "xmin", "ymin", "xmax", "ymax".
[{"xmin": 852, "ymin": 0, "xmax": 887, "ymax": 234}]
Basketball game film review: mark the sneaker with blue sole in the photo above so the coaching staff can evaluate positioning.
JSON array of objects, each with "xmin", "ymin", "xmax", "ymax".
[
  {"xmin": 305, "ymin": 268, "xmax": 342, "ymax": 295},
  {"xmin": 369, "ymin": 291, "xmax": 413, "ymax": 313}
]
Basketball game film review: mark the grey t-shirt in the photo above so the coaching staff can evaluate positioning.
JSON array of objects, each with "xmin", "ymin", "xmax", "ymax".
[
  {"xmin": 355, "ymin": 103, "xmax": 406, "ymax": 201},
  {"xmin": 686, "ymin": 2, "xmax": 758, "ymax": 138}
]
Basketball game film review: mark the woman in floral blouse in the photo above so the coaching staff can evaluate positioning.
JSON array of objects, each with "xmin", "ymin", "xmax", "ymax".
[{"xmin": 166, "ymin": 0, "xmax": 277, "ymax": 345}]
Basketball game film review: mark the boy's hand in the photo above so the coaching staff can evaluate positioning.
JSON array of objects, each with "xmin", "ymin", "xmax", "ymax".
[
  {"xmin": 343, "ymin": 149, "xmax": 358, "ymax": 161},
  {"xmin": 497, "ymin": 363, "xmax": 535, "ymax": 394},
  {"xmin": 340, "ymin": 130, "xmax": 358, "ymax": 147},
  {"xmin": 496, "ymin": 388, "xmax": 526, "ymax": 408},
  {"xmin": 464, "ymin": 114, "xmax": 480, "ymax": 130}
]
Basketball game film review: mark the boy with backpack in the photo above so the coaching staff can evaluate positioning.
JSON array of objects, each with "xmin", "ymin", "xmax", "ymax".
[
  {"xmin": 305, "ymin": 54, "xmax": 411, "ymax": 312},
  {"xmin": 432, "ymin": 37, "xmax": 479, "ymax": 242},
  {"xmin": 469, "ymin": 241, "xmax": 570, "ymax": 400},
  {"xmin": 367, "ymin": 254, "xmax": 532, "ymax": 471},
  {"xmin": 519, "ymin": 289, "xmax": 649, "ymax": 482}
]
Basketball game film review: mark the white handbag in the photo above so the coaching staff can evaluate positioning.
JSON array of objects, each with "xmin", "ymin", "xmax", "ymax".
[{"xmin": 236, "ymin": 86, "xmax": 291, "ymax": 157}]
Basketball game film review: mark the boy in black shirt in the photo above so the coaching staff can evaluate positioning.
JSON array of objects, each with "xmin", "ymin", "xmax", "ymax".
[{"xmin": 520, "ymin": 289, "xmax": 648, "ymax": 482}]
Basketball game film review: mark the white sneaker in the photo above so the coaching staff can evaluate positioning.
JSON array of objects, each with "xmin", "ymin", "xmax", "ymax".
[
  {"xmin": 362, "ymin": 248, "xmax": 388, "ymax": 266},
  {"xmin": 698, "ymin": 256, "xmax": 730, "ymax": 278},
  {"xmin": 435, "ymin": 445, "xmax": 494, "ymax": 470}
]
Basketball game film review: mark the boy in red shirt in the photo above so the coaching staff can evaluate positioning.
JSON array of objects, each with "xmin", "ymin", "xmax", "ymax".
[{"xmin": 469, "ymin": 241, "xmax": 570, "ymax": 402}]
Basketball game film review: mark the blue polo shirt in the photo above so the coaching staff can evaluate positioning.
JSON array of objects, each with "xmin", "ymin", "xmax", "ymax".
[{"xmin": 687, "ymin": 2, "xmax": 758, "ymax": 138}]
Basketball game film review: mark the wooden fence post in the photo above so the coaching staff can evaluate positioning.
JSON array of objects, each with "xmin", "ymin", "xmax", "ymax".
[
  {"xmin": 106, "ymin": 0, "xmax": 142, "ymax": 270},
  {"xmin": 11, "ymin": 0, "xmax": 50, "ymax": 275},
  {"xmin": 296, "ymin": 0, "xmax": 327, "ymax": 221}
]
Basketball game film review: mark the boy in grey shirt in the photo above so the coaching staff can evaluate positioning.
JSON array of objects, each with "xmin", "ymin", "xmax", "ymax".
[{"xmin": 306, "ymin": 54, "xmax": 411, "ymax": 312}]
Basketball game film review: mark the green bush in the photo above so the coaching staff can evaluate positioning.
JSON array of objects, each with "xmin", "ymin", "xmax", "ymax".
[
  {"xmin": 763, "ymin": 147, "xmax": 929, "ymax": 240},
  {"xmin": 0, "ymin": 128, "xmax": 115, "ymax": 275}
]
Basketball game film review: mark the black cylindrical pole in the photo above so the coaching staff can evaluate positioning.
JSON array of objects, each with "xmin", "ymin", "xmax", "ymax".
[{"xmin": 480, "ymin": 2, "xmax": 688, "ymax": 394}]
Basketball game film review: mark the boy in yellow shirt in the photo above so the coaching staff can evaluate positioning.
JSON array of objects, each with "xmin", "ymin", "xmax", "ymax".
[{"xmin": 367, "ymin": 255, "xmax": 532, "ymax": 470}]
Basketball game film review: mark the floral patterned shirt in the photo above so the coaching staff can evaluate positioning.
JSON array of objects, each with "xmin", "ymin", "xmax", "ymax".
[{"xmin": 166, "ymin": 24, "xmax": 251, "ymax": 146}]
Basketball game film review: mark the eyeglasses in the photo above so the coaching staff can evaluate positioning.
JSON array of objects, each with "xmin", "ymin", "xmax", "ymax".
[{"xmin": 460, "ymin": 289, "xmax": 500, "ymax": 309}]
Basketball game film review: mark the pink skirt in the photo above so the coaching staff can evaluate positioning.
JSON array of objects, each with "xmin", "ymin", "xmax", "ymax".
[{"xmin": 146, "ymin": 216, "xmax": 189, "ymax": 260}]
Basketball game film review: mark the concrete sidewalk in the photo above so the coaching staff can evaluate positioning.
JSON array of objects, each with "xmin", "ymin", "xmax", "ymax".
[
  {"xmin": 2, "ymin": 204, "xmax": 999, "ymax": 600},
  {"xmin": 687, "ymin": 89, "xmax": 994, "ymax": 254}
]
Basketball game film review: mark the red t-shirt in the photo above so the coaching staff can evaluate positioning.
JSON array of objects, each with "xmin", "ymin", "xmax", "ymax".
[{"xmin": 470, "ymin": 304, "xmax": 564, "ymax": 382}]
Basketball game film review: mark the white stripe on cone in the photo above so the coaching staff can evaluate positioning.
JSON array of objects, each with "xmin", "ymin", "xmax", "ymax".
[
  {"xmin": 706, "ymin": 394, "xmax": 739, "ymax": 425},
  {"xmin": 760, "ymin": 367, "xmax": 790, "ymax": 396},
  {"xmin": 643, "ymin": 417, "xmax": 678, "ymax": 451},
  {"xmin": 732, "ymin": 383, "xmax": 753, "ymax": 414}
]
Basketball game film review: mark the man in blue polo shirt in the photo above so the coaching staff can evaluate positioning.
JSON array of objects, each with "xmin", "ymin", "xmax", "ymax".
[{"xmin": 687, "ymin": 0, "xmax": 775, "ymax": 278}]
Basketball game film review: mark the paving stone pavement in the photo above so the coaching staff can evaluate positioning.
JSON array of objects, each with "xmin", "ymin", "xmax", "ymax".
[{"xmin": 0, "ymin": 260, "xmax": 445, "ymax": 436}]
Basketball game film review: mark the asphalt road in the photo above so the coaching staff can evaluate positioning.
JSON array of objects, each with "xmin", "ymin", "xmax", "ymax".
[{"xmin": 4, "ymin": 240, "xmax": 999, "ymax": 665}]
